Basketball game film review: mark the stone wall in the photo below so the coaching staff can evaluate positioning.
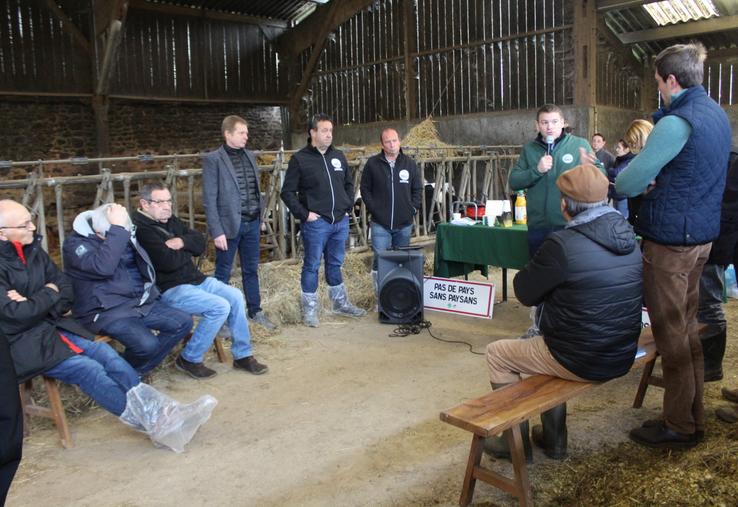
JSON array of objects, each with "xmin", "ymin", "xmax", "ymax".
[{"xmin": 0, "ymin": 97, "xmax": 285, "ymax": 173}]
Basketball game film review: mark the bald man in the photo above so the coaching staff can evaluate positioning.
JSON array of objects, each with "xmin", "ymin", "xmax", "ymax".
[{"xmin": 0, "ymin": 200, "xmax": 215, "ymax": 452}]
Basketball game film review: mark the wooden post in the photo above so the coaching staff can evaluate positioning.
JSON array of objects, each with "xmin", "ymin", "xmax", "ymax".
[
  {"xmin": 572, "ymin": 0, "xmax": 597, "ymax": 109},
  {"xmin": 403, "ymin": 0, "xmax": 418, "ymax": 122}
]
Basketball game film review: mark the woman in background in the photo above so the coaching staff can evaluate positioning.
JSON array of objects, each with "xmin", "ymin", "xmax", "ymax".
[
  {"xmin": 608, "ymin": 139, "xmax": 634, "ymax": 218},
  {"xmin": 622, "ymin": 119, "xmax": 654, "ymax": 228}
]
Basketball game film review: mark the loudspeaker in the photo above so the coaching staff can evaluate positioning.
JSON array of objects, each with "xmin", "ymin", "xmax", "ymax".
[{"xmin": 378, "ymin": 249, "xmax": 424, "ymax": 324}]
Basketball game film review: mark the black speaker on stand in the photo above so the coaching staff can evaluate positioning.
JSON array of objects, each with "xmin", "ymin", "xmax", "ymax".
[{"xmin": 377, "ymin": 249, "xmax": 424, "ymax": 324}]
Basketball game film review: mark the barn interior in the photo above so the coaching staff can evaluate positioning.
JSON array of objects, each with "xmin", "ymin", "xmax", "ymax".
[{"xmin": 2, "ymin": 1, "xmax": 738, "ymax": 505}]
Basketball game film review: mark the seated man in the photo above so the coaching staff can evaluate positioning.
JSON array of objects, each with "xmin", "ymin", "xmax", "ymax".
[
  {"xmin": 63, "ymin": 203, "xmax": 192, "ymax": 375},
  {"xmin": 132, "ymin": 183, "xmax": 268, "ymax": 378},
  {"xmin": 486, "ymin": 165, "xmax": 642, "ymax": 460},
  {"xmin": 0, "ymin": 200, "xmax": 215, "ymax": 452}
]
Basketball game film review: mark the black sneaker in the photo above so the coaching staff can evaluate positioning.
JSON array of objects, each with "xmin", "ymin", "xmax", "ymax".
[
  {"xmin": 233, "ymin": 356, "xmax": 269, "ymax": 375},
  {"xmin": 175, "ymin": 355, "xmax": 217, "ymax": 379}
]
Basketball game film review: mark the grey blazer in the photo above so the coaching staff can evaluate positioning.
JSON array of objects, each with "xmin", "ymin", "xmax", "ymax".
[{"xmin": 201, "ymin": 146, "xmax": 263, "ymax": 239}]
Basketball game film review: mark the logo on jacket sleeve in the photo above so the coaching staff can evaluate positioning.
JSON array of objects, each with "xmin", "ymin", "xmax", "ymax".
[
  {"xmin": 331, "ymin": 158, "xmax": 343, "ymax": 171},
  {"xmin": 399, "ymin": 169, "xmax": 410, "ymax": 183},
  {"xmin": 75, "ymin": 245, "xmax": 88, "ymax": 257},
  {"xmin": 561, "ymin": 153, "xmax": 574, "ymax": 164}
]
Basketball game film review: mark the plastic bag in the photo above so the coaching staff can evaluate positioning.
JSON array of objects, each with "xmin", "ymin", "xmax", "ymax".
[
  {"xmin": 726, "ymin": 265, "xmax": 738, "ymax": 299},
  {"xmin": 120, "ymin": 383, "xmax": 217, "ymax": 453}
]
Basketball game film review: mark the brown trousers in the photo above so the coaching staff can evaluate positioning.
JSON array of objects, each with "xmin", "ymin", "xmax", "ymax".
[
  {"xmin": 486, "ymin": 335, "xmax": 586, "ymax": 385},
  {"xmin": 642, "ymin": 240, "xmax": 711, "ymax": 434}
]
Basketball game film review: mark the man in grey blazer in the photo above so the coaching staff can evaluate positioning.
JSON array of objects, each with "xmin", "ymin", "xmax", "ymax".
[{"xmin": 202, "ymin": 115, "xmax": 276, "ymax": 330}]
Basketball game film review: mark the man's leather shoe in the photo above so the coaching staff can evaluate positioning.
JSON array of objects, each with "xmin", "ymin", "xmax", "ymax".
[
  {"xmin": 175, "ymin": 355, "xmax": 217, "ymax": 379},
  {"xmin": 722, "ymin": 387, "xmax": 738, "ymax": 403},
  {"xmin": 640, "ymin": 418, "xmax": 704, "ymax": 442},
  {"xmin": 716, "ymin": 406, "xmax": 738, "ymax": 423},
  {"xmin": 233, "ymin": 356, "xmax": 269, "ymax": 375},
  {"xmin": 629, "ymin": 422, "xmax": 697, "ymax": 449}
]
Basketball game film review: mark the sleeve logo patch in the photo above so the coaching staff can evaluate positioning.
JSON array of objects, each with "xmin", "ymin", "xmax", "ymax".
[{"xmin": 75, "ymin": 245, "xmax": 88, "ymax": 257}]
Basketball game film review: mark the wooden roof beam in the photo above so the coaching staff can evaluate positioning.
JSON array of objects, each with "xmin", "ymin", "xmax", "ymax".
[
  {"xmin": 597, "ymin": 18, "xmax": 644, "ymax": 70},
  {"xmin": 127, "ymin": 0, "xmax": 288, "ymax": 29},
  {"xmin": 43, "ymin": 0, "xmax": 91, "ymax": 54},
  {"xmin": 597, "ymin": 0, "xmax": 661, "ymax": 12},
  {"xmin": 277, "ymin": 0, "xmax": 374, "ymax": 57},
  {"xmin": 617, "ymin": 15, "xmax": 738, "ymax": 44},
  {"xmin": 288, "ymin": 1, "xmax": 343, "ymax": 117}
]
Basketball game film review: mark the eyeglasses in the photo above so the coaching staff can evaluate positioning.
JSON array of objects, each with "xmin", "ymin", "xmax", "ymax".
[
  {"xmin": 0, "ymin": 220, "xmax": 35, "ymax": 230},
  {"xmin": 538, "ymin": 119, "xmax": 561, "ymax": 127},
  {"xmin": 146, "ymin": 199, "xmax": 172, "ymax": 205}
]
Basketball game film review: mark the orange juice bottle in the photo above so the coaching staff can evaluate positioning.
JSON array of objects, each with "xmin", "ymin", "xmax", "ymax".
[{"xmin": 514, "ymin": 191, "xmax": 527, "ymax": 225}]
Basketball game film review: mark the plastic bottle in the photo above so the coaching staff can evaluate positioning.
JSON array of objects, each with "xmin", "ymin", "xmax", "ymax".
[{"xmin": 514, "ymin": 191, "xmax": 527, "ymax": 225}]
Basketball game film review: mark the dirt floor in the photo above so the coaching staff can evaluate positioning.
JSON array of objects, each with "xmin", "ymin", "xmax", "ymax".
[{"xmin": 7, "ymin": 267, "xmax": 738, "ymax": 506}]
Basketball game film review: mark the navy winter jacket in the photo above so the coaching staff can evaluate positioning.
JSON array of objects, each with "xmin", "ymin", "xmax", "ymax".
[{"xmin": 63, "ymin": 213, "xmax": 159, "ymax": 333}]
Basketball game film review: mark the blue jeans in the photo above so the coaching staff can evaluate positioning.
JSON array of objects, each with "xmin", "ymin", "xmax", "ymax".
[
  {"xmin": 44, "ymin": 333, "xmax": 140, "ymax": 416},
  {"xmin": 527, "ymin": 226, "xmax": 564, "ymax": 258},
  {"xmin": 698, "ymin": 263, "xmax": 726, "ymax": 330},
  {"xmin": 300, "ymin": 215, "xmax": 349, "ymax": 293},
  {"xmin": 612, "ymin": 198, "xmax": 629, "ymax": 219},
  {"xmin": 102, "ymin": 300, "xmax": 192, "ymax": 375},
  {"xmin": 214, "ymin": 218, "xmax": 262, "ymax": 318},
  {"xmin": 161, "ymin": 277, "xmax": 253, "ymax": 362},
  {"xmin": 370, "ymin": 222, "xmax": 413, "ymax": 270}
]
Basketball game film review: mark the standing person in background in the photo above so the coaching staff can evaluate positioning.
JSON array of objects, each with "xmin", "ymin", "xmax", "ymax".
[
  {"xmin": 360, "ymin": 128, "xmax": 422, "ymax": 297},
  {"xmin": 607, "ymin": 139, "xmax": 634, "ymax": 218},
  {"xmin": 699, "ymin": 147, "xmax": 738, "ymax": 387},
  {"xmin": 621, "ymin": 119, "xmax": 654, "ymax": 228},
  {"xmin": 281, "ymin": 113, "xmax": 366, "ymax": 328},
  {"xmin": 592, "ymin": 133, "xmax": 615, "ymax": 172},
  {"xmin": 618, "ymin": 42, "xmax": 731, "ymax": 449},
  {"xmin": 509, "ymin": 104, "xmax": 601, "ymax": 338},
  {"xmin": 202, "ymin": 115, "xmax": 277, "ymax": 331}
]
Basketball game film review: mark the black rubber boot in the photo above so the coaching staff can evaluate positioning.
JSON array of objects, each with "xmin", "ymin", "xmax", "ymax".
[
  {"xmin": 531, "ymin": 403, "xmax": 567, "ymax": 460},
  {"xmin": 701, "ymin": 327, "xmax": 726, "ymax": 382},
  {"xmin": 482, "ymin": 382, "xmax": 533, "ymax": 463}
]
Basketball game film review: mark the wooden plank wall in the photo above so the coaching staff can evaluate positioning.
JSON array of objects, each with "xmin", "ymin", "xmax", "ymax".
[
  {"xmin": 0, "ymin": 1, "xmax": 285, "ymax": 101},
  {"xmin": 0, "ymin": 0, "xmax": 91, "ymax": 94},
  {"xmin": 305, "ymin": 0, "xmax": 574, "ymax": 124},
  {"xmin": 595, "ymin": 38, "xmax": 642, "ymax": 109},
  {"xmin": 111, "ymin": 14, "xmax": 284, "ymax": 100},
  {"xmin": 705, "ymin": 60, "xmax": 737, "ymax": 106}
]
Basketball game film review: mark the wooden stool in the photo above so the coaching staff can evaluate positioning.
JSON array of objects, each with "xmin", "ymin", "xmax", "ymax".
[{"xmin": 19, "ymin": 375, "xmax": 73, "ymax": 449}]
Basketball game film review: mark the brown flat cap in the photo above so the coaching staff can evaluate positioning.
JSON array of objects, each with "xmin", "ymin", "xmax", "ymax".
[{"xmin": 556, "ymin": 164, "xmax": 609, "ymax": 203}]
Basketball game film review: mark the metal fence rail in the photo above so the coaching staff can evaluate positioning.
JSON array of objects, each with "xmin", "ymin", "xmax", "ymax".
[{"xmin": 1, "ymin": 145, "xmax": 521, "ymax": 267}]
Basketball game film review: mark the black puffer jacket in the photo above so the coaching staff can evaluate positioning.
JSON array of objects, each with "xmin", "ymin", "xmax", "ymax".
[
  {"xmin": 514, "ymin": 209, "xmax": 643, "ymax": 381},
  {"xmin": 0, "ymin": 236, "xmax": 93, "ymax": 382}
]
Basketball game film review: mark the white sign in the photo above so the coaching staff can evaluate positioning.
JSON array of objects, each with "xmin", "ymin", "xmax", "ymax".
[{"xmin": 423, "ymin": 276, "xmax": 495, "ymax": 319}]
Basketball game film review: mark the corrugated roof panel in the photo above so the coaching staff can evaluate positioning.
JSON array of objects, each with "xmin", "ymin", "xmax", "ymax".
[{"xmin": 643, "ymin": 0, "xmax": 720, "ymax": 26}]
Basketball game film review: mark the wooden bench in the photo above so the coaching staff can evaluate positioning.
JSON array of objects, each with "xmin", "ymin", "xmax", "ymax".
[
  {"xmin": 440, "ymin": 328, "xmax": 662, "ymax": 506},
  {"xmin": 19, "ymin": 333, "xmax": 227, "ymax": 449}
]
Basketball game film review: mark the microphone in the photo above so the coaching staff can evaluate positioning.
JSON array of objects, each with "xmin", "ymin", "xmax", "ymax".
[{"xmin": 545, "ymin": 135, "xmax": 554, "ymax": 155}]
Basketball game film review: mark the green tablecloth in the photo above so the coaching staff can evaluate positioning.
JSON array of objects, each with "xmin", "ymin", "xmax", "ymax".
[{"xmin": 433, "ymin": 223, "xmax": 530, "ymax": 278}]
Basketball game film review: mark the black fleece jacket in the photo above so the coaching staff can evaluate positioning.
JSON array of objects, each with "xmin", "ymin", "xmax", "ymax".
[
  {"xmin": 132, "ymin": 211, "xmax": 207, "ymax": 292},
  {"xmin": 360, "ymin": 150, "xmax": 422, "ymax": 230},
  {"xmin": 281, "ymin": 143, "xmax": 354, "ymax": 224}
]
